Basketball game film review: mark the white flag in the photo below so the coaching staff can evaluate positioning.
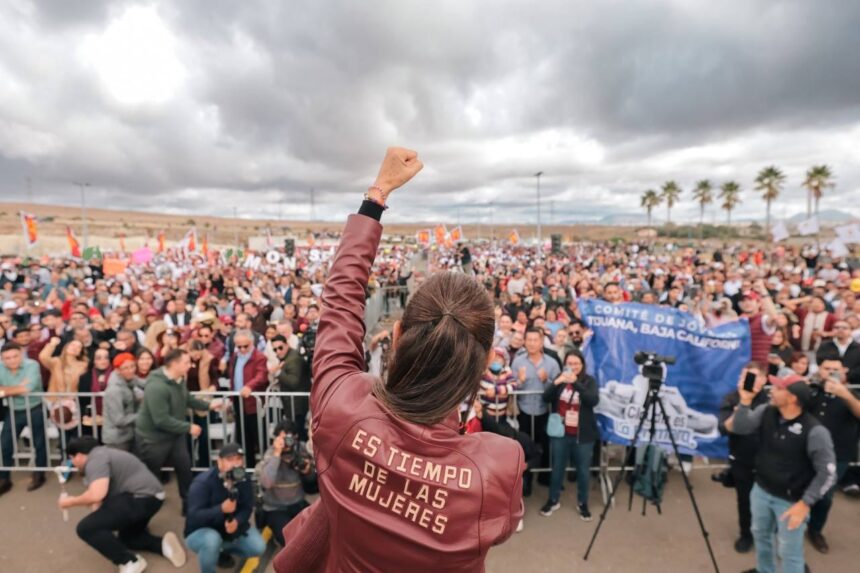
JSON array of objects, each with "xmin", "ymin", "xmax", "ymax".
[
  {"xmin": 796, "ymin": 216, "xmax": 819, "ymax": 236},
  {"xmin": 826, "ymin": 238, "xmax": 849, "ymax": 258},
  {"xmin": 835, "ymin": 223, "xmax": 860, "ymax": 244},
  {"xmin": 771, "ymin": 221, "xmax": 790, "ymax": 242}
]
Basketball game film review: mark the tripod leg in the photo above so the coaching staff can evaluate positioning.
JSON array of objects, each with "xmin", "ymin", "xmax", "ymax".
[
  {"xmin": 654, "ymin": 397, "xmax": 720, "ymax": 573},
  {"xmin": 584, "ymin": 391, "xmax": 654, "ymax": 561}
]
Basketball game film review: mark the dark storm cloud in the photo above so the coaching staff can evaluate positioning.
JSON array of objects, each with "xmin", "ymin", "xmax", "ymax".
[{"xmin": 1, "ymin": 0, "xmax": 859, "ymax": 223}]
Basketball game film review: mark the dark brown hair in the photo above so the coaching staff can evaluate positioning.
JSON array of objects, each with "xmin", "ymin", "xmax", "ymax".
[
  {"xmin": 374, "ymin": 273, "xmax": 494, "ymax": 425},
  {"xmin": 162, "ymin": 348, "xmax": 188, "ymax": 367}
]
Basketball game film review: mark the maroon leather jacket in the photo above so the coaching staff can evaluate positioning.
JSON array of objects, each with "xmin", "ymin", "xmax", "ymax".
[
  {"xmin": 227, "ymin": 349, "xmax": 268, "ymax": 414},
  {"xmin": 274, "ymin": 213, "xmax": 524, "ymax": 572}
]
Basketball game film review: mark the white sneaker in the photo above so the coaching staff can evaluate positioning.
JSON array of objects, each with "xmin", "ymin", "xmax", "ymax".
[
  {"xmin": 118, "ymin": 555, "xmax": 147, "ymax": 573},
  {"xmin": 515, "ymin": 518, "xmax": 524, "ymax": 533},
  {"xmin": 162, "ymin": 531, "xmax": 187, "ymax": 567}
]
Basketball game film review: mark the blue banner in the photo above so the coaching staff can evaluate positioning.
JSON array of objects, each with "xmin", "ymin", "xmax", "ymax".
[{"xmin": 580, "ymin": 299, "xmax": 751, "ymax": 458}]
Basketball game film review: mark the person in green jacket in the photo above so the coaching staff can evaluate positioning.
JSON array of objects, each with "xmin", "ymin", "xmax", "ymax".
[{"xmin": 135, "ymin": 348, "xmax": 219, "ymax": 512}]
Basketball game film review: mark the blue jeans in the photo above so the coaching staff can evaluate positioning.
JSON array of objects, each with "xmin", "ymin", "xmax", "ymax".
[
  {"xmin": 1, "ymin": 405, "xmax": 47, "ymax": 480},
  {"xmin": 808, "ymin": 461, "xmax": 848, "ymax": 534},
  {"xmin": 185, "ymin": 527, "xmax": 266, "ymax": 573},
  {"xmin": 750, "ymin": 484, "xmax": 806, "ymax": 573},
  {"xmin": 549, "ymin": 436, "xmax": 593, "ymax": 505}
]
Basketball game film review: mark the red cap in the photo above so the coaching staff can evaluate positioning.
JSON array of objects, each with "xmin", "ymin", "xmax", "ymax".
[
  {"xmin": 768, "ymin": 373, "xmax": 805, "ymax": 388},
  {"xmin": 741, "ymin": 291, "xmax": 761, "ymax": 301},
  {"xmin": 88, "ymin": 307, "xmax": 102, "ymax": 318},
  {"xmin": 112, "ymin": 352, "xmax": 135, "ymax": 369},
  {"xmin": 220, "ymin": 316, "xmax": 234, "ymax": 325}
]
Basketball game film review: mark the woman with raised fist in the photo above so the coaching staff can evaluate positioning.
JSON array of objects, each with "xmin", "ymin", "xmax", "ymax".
[{"xmin": 274, "ymin": 148, "xmax": 525, "ymax": 573}]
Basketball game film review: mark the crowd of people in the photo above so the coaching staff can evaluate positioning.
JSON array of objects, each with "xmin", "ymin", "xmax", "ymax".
[
  {"xmin": 1, "ymin": 230, "xmax": 859, "ymax": 571},
  {"xmin": 0, "ymin": 241, "xmax": 410, "ymax": 571}
]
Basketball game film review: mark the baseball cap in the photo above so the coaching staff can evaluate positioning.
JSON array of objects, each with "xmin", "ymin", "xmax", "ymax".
[
  {"xmin": 740, "ymin": 291, "xmax": 760, "ymax": 301},
  {"xmin": 218, "ymin": 443, "xmax": 244, "ymax": 459},
  {"xmin": 767, "ymin": 373, "xmax": 814, "ymax": 408},
  {"xmin": 812, "ymin": 279, "xmax": 826, "ymax": 288}
]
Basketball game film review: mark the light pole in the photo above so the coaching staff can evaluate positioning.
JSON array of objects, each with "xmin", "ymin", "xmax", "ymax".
[
  {"xmin": 534, "ymin": 171, "xmax": 543, "ymax": 259},
  {"xmin": 74, "ymin": 182, "xmax": 91, "ymax": 250}
]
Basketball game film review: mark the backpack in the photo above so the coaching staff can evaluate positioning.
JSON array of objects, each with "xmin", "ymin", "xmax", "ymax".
[{"xmin": 632, "ymin": 444, "xmax": 668, "ymax": 505}]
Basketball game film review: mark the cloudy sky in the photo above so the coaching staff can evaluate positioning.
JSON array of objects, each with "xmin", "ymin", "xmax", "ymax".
[{"xmin": 1, "ymin": 0, "xmax": 859, "ymax": 225}]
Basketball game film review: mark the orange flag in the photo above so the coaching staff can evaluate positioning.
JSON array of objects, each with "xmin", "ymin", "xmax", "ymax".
[
  {"xmin": 20, "ymin": 211, "xmax": 38, "ymax": 248},
  {"xmin": 66, "ymin": 226, "xmax": 81, "ymax": 258},
  {"xmin": 201, "ymin": 233, "xmax": 209, "ymax": 257},
  {"xmin": 157, "ymin": 230, "xmax": 166, "ymax": 253},
  {"xmin": 416, "ymin": 229, "xmax": 431, "ymax": 246},
  {"xmin": 508, "ymin": 229, "xmax": 520, "ymax": 245},
  {"xmin": 182, "ymin": 228, "xmax": 197, "ymax": 252},
  {"xmin": 434, "ymin": 224, "xmax": 447, "ymax": 244},
  {"xmin": 450, "ymin": 226, "xmax": 463, "ymax": 242}
]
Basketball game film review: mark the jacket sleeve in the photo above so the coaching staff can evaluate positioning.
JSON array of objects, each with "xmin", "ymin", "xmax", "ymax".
[
  {"xmin": 235, "ymin": 479, "xmax": 254, "ymax": 528},
  {"xmin": 574, "ymin": 375, "xmax": 599, "ymax": 407},
  {"xmin": 311, "ymin": 214, "xmax": 382, "ymax": 419},
  {"xmin": 185, "ymin": 477, "xmax": 224, "ymax": 532},
  {"xmin": 274, "ymin": 501, "xmax": 329, "ymax": 573},
  {"xmin": 246, "ymin": 353, "xmax": 269, "ymax": 391},
  {"xmin": 144, "ymin": 383, "xmax": 191, "ymax": 435},
  {"xmin": 104, "ymin": 384, "xmax": 136, "ymax": 429},
  {"xmin": 717, "ymin": 391, "xmax": 738, "ymax": 436},
  {"xmin": 278, "ymin": 353, "xmax": 303, "ymax": 390},
  {"xmin": 185, "ymin": 383, "xmax": 211, "ymax": 412},
  {"xmin": 542, "ymin": 382, "xmax": 560, "ymax": 406}
]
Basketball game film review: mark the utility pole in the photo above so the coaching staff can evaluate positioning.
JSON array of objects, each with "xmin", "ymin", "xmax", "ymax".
[
  {"xmin": 534, "ymin": 172, "xmax": 543, "ymax": 260},
  {"xmin": 74, "ymin": 182, "xmax": 91, "ymax": 250}
]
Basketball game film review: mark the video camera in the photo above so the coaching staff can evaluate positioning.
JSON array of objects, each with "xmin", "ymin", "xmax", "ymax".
[
  {"xmin": 634, "ymin": 351, "xmax": 676, "ymax": 388},
  {"xmin": 281, "ymin": 433, "xmax": 309, "ymax": 472},
  {"xmin": 223, "ymin": 466, "xmax": 248, "ymax": 499}
]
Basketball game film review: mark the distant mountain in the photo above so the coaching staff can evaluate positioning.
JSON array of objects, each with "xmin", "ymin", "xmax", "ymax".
[
  {"xmin": 556, "ymin": 213, "xmax": 655, "ymax": 226},
  {"xmin": 787, "ymin": 209, "xmax": 855, "ymax": 223}
]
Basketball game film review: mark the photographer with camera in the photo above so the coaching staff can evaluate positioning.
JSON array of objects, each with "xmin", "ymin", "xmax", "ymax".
[
  {"xmin": 62, "ymin": 436, "xmax": 186, "ymax": 573},
  {"xmin": 804, "ymin": 356, "xmax": 860, "ymax": 553},
  {"xmin": 255, "ymin": 420, "xmax": 316, "ymax": 546},
  {"xmin": 184, "ymin": 443, "xmax": 265, "ymax": 573},
  {"xmin": 732, "ymin": 372, "xmax": 836, "ymax": 573},
  {"xmin": 718, "ymin": 362, "xmax": 770, "ymax": 554}
]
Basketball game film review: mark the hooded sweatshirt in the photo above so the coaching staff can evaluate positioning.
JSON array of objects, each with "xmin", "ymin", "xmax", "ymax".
[
  {"xmin": 135, "ymin": 367, "xmax": 210, "ymax": 443},
  {"xmin": 102, "ymin": 370, "xmax": 145, "ymax": 445}
]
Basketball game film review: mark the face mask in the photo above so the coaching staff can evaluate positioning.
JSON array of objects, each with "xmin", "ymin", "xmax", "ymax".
[{"xmin": 489, "ymin": 363, "xmax": 503, "ymax": 374}]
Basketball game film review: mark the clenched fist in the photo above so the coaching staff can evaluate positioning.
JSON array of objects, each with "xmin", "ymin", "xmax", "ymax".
[{"xmin": 370, "ymin": 147, "xmax": 423, "ymax": 200}]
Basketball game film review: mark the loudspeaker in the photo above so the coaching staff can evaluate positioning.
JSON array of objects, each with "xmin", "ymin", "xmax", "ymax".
[
  {"xmin": 551, "ymin": 234, "xmax": 562, "ymax": 253},
  {"xmin": 284, "ymin": 238, "xmax": 295, "ymax": 257}
]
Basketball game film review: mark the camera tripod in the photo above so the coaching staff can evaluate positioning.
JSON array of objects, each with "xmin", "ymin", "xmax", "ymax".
[{"xmin": 583, "ymin": 366, "xmax": 720, "ymax": 573}]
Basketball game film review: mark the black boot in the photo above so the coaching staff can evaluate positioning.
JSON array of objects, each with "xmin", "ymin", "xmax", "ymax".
[{"xmin": 27, "ymin": 472, "xmax": 46, "ymax": 492}]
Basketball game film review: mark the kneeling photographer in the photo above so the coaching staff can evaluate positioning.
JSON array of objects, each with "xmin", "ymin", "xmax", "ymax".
[
  {"xmin": 184, "ymin": 444, "xmax": 265, "ymax": 573},
  {"xmin": 256, "ymin": 420, "xmax": 317, "ymax": 545},
  {"xmin": 61, "ymin": 436, "xmax": 186, "ymax": 572}
]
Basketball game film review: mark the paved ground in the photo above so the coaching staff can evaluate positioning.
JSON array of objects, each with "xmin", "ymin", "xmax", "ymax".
[{"xmin": 1, "ymin": 468, "xmax": 857, "ymax": 572}]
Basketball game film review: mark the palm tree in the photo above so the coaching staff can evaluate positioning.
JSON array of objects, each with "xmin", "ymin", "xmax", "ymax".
[
  {"xmin": 692, "ymin": 179, "xmax": 714, "ymax": 227},
  {"xmin": 660, "ymin": 181, "xmax": 681, "ymax": 224},
  {"xmin": 719, "ymin": 181, "xmax": 742, "ymax": 225},
  {"xmin": 640, "ymin": 189, "xmax": 661, "ymax": 228},
  {"xmin": 803, "ymin": 165, "xmax": 835, "ymax": 218},
  {"xmin": 754, "ymin": 166, "xmax": 786, "ymax": 238}
]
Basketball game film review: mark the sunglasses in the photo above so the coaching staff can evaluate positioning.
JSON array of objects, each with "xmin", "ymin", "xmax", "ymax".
[{"xmin": 273, "ymin": 345, "xmax": 286, "ymax": 352}]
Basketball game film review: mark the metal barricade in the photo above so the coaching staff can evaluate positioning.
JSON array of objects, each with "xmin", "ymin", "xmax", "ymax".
[{"xmin": 4, "ymin": 387, "xmax": 858, "ymax": 505}]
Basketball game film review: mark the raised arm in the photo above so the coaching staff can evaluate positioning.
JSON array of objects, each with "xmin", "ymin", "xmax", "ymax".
[{"xmin": 311, "ymin": 148, "xmax": 423, "ymax": 417}]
